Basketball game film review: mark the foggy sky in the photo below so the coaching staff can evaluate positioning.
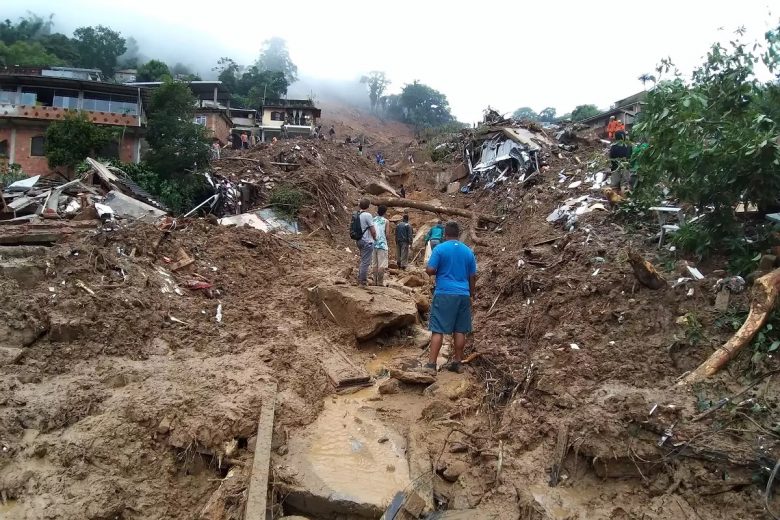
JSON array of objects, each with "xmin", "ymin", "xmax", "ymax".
[{"xmin": 5, "ymin": 0, "xmax": 777, "ymax": 123}]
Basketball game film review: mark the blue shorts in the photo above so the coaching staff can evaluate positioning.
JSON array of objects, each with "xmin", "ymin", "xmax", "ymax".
[{"xmin": 429, "ymin": 294, "xmax": 472, "ymax": 334}]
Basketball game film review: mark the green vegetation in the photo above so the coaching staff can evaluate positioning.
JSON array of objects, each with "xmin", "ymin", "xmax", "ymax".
[
  {"xmin": 145, "ymin": 79, "xmax": 211, "ymax": 176},
  {"xmin": 45, "ymin": 111, "xmax": 115, "ymax": 174},
  {"xmin": 571, "ymin": 104, "xmax": 601, "ymax": 122},
  {"xmin": 136, "ymin": 59, "xmax": 171, "ymax": 81},
  {"xmin": 118, "ymin": 161, "xmax": 210, "ymax": 215},
  {"xmin": 0, "ymin": 163, "xmax": 26, "ymax": 187},
  {"xmin": 381, "ymin": 80, "xmax": 456, "ymax": 130},
  {"xmin": 512, "ymin": 107, "xmax": 538, "ymax": 121},
  {"xmin": 269, "ymin": 183, "xmax": 307, "ymax": 217},
  {"xmin": 634, "ymin": 24, "xmax": 780, "ymax": 260},
  {"xmin": 361, "ymin": 71, "xmax": 390, "ymax": 112},
  {"xmin": 72, "ymin": 25, "xmax": 126, "ymax": 76}
]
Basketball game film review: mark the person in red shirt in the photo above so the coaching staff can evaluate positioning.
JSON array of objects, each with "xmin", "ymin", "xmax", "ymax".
[{"xmin": 240, "ymin": 132, "xmax": 249, "ymax": 149}]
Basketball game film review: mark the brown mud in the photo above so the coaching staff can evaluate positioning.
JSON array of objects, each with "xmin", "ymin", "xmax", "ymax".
[{"xmin": 1, "ymin": 106, "xmax": 779, "ymax": 520}]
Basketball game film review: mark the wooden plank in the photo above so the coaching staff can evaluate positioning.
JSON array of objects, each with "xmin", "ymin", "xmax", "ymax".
[
  {"xmin": 319, "ymin": 344, "xmax": 370, "ymax": 389},
  {"xmin": 0, "ymin": 230, "xmax": 71, "ymax": 245},
  {"xmin": 245, "ymin": 383, "xmax": 277, "ymax": 520},
  {"xmin": 549, "ymin": 424, "xmax": 569, "ymax": 487}
]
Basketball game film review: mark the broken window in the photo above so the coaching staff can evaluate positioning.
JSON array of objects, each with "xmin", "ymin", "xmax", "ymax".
[
  {"xmin": 30, "ymin": 136, "xmax": 46, "ymax": 156},
  {"xmin": 194, "ymin": 115, "xmax": 207, "ymax": 126},
  {"xmin": 21, "ymin": 86, "xmax": 55, "ymax": 106},
  {"xmin": 0, "ymin": 140, "xmax": 8, "ymax": 157}
]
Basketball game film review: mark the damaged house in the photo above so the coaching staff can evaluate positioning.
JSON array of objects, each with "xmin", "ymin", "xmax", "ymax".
[
  {"xmin": 0, "ymin": 67, "xmax": 147, "ymax": 176},
  {"xmin": 463, "ymin": 125, "xmax": 551, "ymax": 191}
]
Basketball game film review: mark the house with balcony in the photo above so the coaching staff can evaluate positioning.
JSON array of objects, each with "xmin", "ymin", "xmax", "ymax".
[
  {"xmin": 128, "ymin": 81, "xmax": 234, "ymax": 143},
  {"xmin": 0, "ymin": 68, "xmax": 147, "ymax": 176},
  {"xmin": 260, "ymin": 99, "xmax": 321, "ymax": 141}
]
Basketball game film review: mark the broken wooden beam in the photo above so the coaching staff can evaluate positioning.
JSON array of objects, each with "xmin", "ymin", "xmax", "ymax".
[
  {"xmin": 0, "ymin": 229, "xmax": 72, "ymax": 246},
  {"xmin": 320, "ymin": 344, "xmax": 371, "ymax": 389},
  {"xmin": 368, "ymin": 197, "xmax": 501, "ymax": 224},
  {"xmin": 244, "ymin": 383, "xmax": 278, "ymax": 520}
]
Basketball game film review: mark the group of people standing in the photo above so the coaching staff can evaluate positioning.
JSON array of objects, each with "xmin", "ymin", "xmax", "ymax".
[
  {"xmin": 351, "ymin": 199, "xmax": 477, "ymax": 375},
  {"xmin": 353, "ymin": 198, "xmax": 415, "ymax": 286}
]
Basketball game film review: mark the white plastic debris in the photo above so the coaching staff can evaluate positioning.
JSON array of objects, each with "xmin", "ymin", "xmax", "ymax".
[
  {"xmin": 94, "ymin": 203, "xmax": 114, "ymax": 219},
  {"xmin": 687, "ymin": 266, "xmax": 704, "ymax": 280},
  {"xmin": 568, "ymin": 180, "xmax": 582, "ymax": 189},
  {"xmin": 216, "ymin": 303, "xmax": 223, "ymax": 323},
  {"xmin": 609, "ymin": 341, "xmax": 616, "ymax": 346},
  {"xmin": 570, "ymin": 343, "xmax": 580, "ymax": 350},
  {"xmin": 687, "ymin": 288, "xmax": 695, "ymax": 297},
  {"xmin": 592, "ymin": 268, "xmax": 600, "ymax": 276}
]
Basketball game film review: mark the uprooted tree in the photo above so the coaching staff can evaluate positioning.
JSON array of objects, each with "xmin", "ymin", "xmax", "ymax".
[{"xmin": 633, "ymin": 24, "xmax": 780, "ymax": 257}]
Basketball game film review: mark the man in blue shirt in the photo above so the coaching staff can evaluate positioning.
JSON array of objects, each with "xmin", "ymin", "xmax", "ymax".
[{"xmin": 424, "ymin": 220, "xmax": 477, "ymax": 374}]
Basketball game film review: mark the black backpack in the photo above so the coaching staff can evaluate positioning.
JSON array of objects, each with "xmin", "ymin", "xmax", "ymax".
[{"xmin": 349, "ymin": 211, "xmax": 364, "ymax": 240}]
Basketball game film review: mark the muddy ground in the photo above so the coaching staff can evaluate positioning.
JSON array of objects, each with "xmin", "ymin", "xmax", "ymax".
[{"xmin": 1, "ymin": 107, "xmax": 779, "ymax": 520}]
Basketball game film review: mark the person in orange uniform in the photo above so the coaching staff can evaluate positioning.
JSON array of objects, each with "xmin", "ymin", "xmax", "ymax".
[{"xmin": 606, "ymin": 116, "xmax": 625, "ymax": 140}]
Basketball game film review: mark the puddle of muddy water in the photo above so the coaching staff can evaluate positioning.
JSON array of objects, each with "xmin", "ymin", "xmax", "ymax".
[
  {"xmin": 0, "ymin": 499, "xmax": 19, "ymax": 514},
  {"xmin": 283, "ymin": 387, "xmax": 411, "ymax": 516}
]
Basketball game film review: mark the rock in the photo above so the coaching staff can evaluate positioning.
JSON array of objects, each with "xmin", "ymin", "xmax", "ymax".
[
  {"xmin": 378, "ymin": 378, "xmax": 401, "ymax": 395},
  {"xmin": 277, "ymin": 445, "xmax": 289, "ymax": 456},
  {"xmin": 0, "ymin": 347, "xmax": 23, "ymax": 366},
  {"xmin": 403, "ymin": 491, "xmax": 427, "ymax": 518},
  {"xmin": 449, "ymin": 163, "xmax": 469, "ymax": 183},
  {"xmin": 48, "ymin": 314, "xmax": 91, "ymax": 343},
  {"xmin": 441, "ymin": 460, "xmax": 468, "ymax": 482},
  {"xmin": 0, "ymin": 260, "xmax": 45, "ymax": 289},
  {"xmin": 760, "ymin": 254, "xmax": 777, "ymax": 272},
  {"xmin": 157, "ymin": 415, "xmax": 172, "ymax": 434},
  {"xmin": 389, "ymin": 368, "xmax": 435, "ymax": 385},
  {"xmin": 247, "ymin": 435, "xmax": 257, "ymax": 453},
  {"xmin": 309, "ymin": 285, "xmax": 418, "ymax": 340},
  {"xmin": 714, "ymin": 289, "xmax": 730, "ymax": 312},
  {"xmin": 424, "ymin": 379, "xmax": 472, "ymax": 401},
  {"xmin": 400, "ymin": 274, "xmax": 427, "ymax": 288},
  {"xmin": 411, "ymin": 325, "xmax": 431, "ymax": 349},
  {"xmin": 415, "ymin": 293, "xmax": 431, "ymax": 314},
  {"xmin": 378, "ymin": 436, "xmax": 389, "ymax": 443},
  {"xmin": 449, "ymin": 442, "xmax": 469, "ymax": 454},
  {"xmin": 421, "ymin": 400, "xmax": 454, "ymax": 421},
  {"xmin": 446, "ymin": 182, "xmax": 461, "ymax": 194},
  {"xmin": 147, "ymin": 338, "xmax": 170, "ymax": 355},
  {"xmin": 365, "ymin": 180, "xmax": 399, "ymax": 197}
]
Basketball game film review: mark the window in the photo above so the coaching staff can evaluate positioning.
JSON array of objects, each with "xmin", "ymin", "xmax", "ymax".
[
  {"xmin": 53, "ymin": 89, "xmax": 80, "ymax": 109},
  {"xmin": 21, "ymin": 87, "xmax": 54, "ymax": 106},
  {"xmin": 194, "ymin": 115, "xmax": 207, "ymax": 126},
  {"xmin": 0, "ymin": 140, "xmax": 8, "ymax": 157},
  {"xmin": 30, "ymin": 136, "xmax": 46, "ymax": 157},
  {"xmin": 270, "ymin": 111, "xmax": 283, "ymax": 121},
  {"xmin": 82, "ymin": 92, "xmax": 111, "ymax": 112},
  {"xmin": 0, "ymin": 89, "xmax": 17, "ymax": 104}
]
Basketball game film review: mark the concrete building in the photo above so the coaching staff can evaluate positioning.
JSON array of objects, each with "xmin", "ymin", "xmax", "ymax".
[
  {"xmin": 128, "ymin": 81, "xmax": 233, "ymax": 143},
  {"xmin": 0, "ymin": 69, "xmax": 147, "ymax": 176},
  {"xmin": 260, "ymin": 99, "xmax": 321, "ymax": 141},
  {"xmin": 578, "ymin": 90, "xmax": 648, "ymax": 137}
]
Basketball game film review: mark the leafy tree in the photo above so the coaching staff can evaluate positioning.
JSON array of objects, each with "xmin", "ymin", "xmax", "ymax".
[
  {"xmin": 0, "ymin": 40, "xmax": 63, "ymax": 67},
  {"xmin": 214, "ymin": 57, "xmax": 288, "ymax": 108},
  {"xmin": 136, "ymin": 59, "xmax": 171, "ymax": 82},
  {"xmin": 256, "ymin": 37, "xmax": 298, "ymax": 83},
  {"xmin": 571, "ymin": 104, "xmax": 601, "ymax": 122},
  {"xmin": 360, "ymin": 71, "xmax": 390, "ymax": 111},
  {"xmin": 214, "ymin": 57, "xmax": 241, "ymax": 92},
  {"xmin": 45, "ymin": 111, "xmax": 113, "ymax": 175},
  {"xmin": 73, "ymin": 25, "xmax": 126, "ymax": 76},
  {"xmin": 398, "ymin": 81, "xmax": 454, "ymax": 129},
  {"xmin": 145, "ymin": 79, "xmax": 210, "ymax": 177},
  {"xmin": 0, "ymin": 13, "xmax": 54, "ymax": 45},
  {"xmin": 512, "ymin": 107, "xmax": 538, "ymax": 120},
  {"xmin": 539, "ymin": 107, "xmax": 557, "ymax": 122},
  {"xmin": 633, "ymin": 23, "xmax": 780, "ymax": 254},
  {"xmin": 38, "ymin": 33, "xmax": 80, "ymax": 65}
]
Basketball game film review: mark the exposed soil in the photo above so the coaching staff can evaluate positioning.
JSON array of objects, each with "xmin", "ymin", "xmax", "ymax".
[{"xmin": 1, "ymin": 103, "xmax": 779, "ymax": 520}]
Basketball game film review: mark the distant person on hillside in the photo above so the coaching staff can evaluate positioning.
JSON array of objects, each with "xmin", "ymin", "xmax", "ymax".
[
  {"xmin": 329, "ymin": 125, "xmax": 336, "ymax": 140},
  {"xmin": 240, "ymin": 132, "xmax": 249, "ymax": 149},
  {"xmin": 211, "ymin": 141, "xmax": 221, "ymax": 160},
  {"xmin": 425, "ymin": 220, "xmax": 445, "ymax": 250},
  {"xmin": 609, "ymin": 131, "xmax": 633, "ymax": 193},
  {"xmin": 395, "ymin": 212, "xmax": 413, "ymax": 269},
  {"xmin": 424, "ymin": 220, "xmax": 477, "ymax": 375},
  {"xmin": 372, "ymin": 205, "xmax": 389, "ymax": 285},
  {"xmin": 358, "ymin": 143, "xmax": 363, "ymax": 156},
  {"xmin": 408, "ymin": 152, "xmax": 415, "ymax": 164},
  {"xmin": 281, "ymin": 122, "xmax": 288, "ymax": 139},
  {"xmin": 399, "ymin": 185, "xmax": 407, "ymax": 199},
  {"xmin": 351, "ymin": 198, "xmax": 376, "ymax": 286}
]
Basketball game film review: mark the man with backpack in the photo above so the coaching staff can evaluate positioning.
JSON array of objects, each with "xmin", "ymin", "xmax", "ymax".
[
  {"xmin": 395, "ymin": 212, "xmax": 413, "ymax": 269},
  {"xmin": 425, "ymin": 220, "xmax": 445, "ymax": 250},
  {"xmin": 350, "ymin": 198, "xmax": 376, "ymax": 286}
]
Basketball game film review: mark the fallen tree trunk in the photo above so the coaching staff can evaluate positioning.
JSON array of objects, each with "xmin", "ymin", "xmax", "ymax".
[
  {"xmin": 680, "ymin": 268, "xmax": 780, "ymax": 386},
  {"xmin": 369, "ymin": 197, "xmax": 501, "ymax": 224}
]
